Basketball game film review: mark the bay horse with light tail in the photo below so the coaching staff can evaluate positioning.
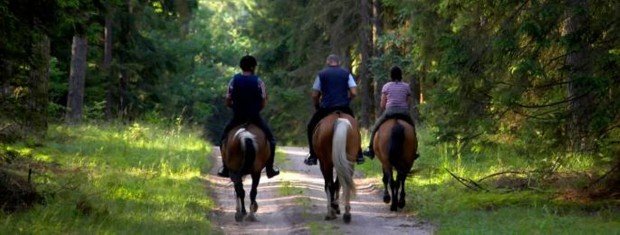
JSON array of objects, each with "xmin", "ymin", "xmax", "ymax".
[
  {"xmin": 373, "ymin": 118, "xmax": 418, "ymax": 211},
  {"xmin": 221, "ymin": 123, "xmax": 270, "ymax": 222},
  {"xmin": 313, "ymin": 111, "xmax": 360, "ymax": 223}
]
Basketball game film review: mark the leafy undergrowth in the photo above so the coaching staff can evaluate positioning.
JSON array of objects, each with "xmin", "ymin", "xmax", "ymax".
[
  {"xmin": 358, "ymin": 126, "xmax": 620, "ymax": 234},
  {"xmin": 0, "ymin": 123, "xmax": 213, "ymax": 234}
]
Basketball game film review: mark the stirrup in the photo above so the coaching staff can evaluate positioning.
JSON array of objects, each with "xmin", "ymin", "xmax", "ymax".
[
  {"xmin": 304, "ymin": 156, "xmax": 318, "ymax": 165},
  {"xmin": 217, "ymin": 167, "xmax": 229, "ymax": 178},
  {"xmin": 266, "ymin": 166, "xmax": 280, "ymax": 178}
]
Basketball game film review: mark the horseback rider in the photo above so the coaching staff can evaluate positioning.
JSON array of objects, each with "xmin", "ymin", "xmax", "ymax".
[
  {"xmin": 217, "ymin": 55, "xmax": 280, "ymax": 178},
  {"xmin": 363, "ymin": 66, "xmax": 416, "ymax": 158},
  {"xmin": 304, "ymin": 54, "xmax": 364, "ymax": 165}
]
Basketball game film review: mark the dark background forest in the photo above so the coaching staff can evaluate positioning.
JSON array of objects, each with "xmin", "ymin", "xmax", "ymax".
[
  {"xmin": 3, "ymin": 0, "xmax": 618, "ymax": 169},
  {"xmin": 1, "ymin": 0, "xmax": 619, "ymax": 232}
]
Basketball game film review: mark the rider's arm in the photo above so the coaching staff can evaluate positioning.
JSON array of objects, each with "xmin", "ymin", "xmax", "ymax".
[
  {"xmin": 226, "ymin": 96, "xmax": 233, "ymax": 108},
  {"xmin": 259, "ymin": 78, "xmax": 267, "ymax": 110},
  {"xmin": 311, "ymin": 90, "xmax": 321, "ymax": 110},
  {"xmin": 380, "ymin": 93, "xmax": 387, "ymax": 111},
  {"xmin": 261, "ymin": 96, "xmax": 267, "ymax": 110},
  {"xmin": 407, "ymin": 83, "xmax": 412, "ymax": 106},
  {"xmin": 312, "ymin": 76, "xmax": 321, "ymax": 110},
  {"xmin": 348, "ymin": 87, "xmax": 357, "ymax": 99},
  {"xmin": 347, "ymin": 74, "xmax": 357, "ymax": 99},
  {"xmin": 226, "ymin": 79, "xmax": 234, "ymax": 108}
]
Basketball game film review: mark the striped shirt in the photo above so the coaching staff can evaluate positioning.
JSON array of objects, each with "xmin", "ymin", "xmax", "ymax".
[{"xmin": 382, "ymin": 81, "xmax": 410, "ymax": 108}]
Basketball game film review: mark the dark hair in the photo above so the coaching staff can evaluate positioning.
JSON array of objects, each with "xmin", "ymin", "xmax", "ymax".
[
  {"xmin": 390, "ymin": 66, "xmax": 402, "ymax": 81},
  {"xmin": 240, "ymin": 55, "xmax": 257, "ymax": 72}
]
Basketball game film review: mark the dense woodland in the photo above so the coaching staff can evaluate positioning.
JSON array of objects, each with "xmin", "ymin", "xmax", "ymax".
[{"xmin": 1, "ymin": 0, "xmax": 619, "ymax": 201}]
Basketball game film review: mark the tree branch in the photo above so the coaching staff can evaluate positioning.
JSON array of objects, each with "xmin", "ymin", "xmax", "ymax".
[
  {"xmin": 515, "ymin": 89, "xmax": 592, "ymax": 108},
  {"xmin": 445, "ymin": 168, "xmax": 489, "ymax": 192}
]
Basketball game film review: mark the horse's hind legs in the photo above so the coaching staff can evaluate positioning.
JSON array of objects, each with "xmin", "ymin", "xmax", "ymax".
[
  {"xmin": 332, "ymin": 178, "xmax": 341, "ymax": 215},
  {"xmin": 382, "ymin": 169, "xmax": 392, "ymax": 204},
  {"xmin": 343, "ymin": 205, "xmax": 351, "ymax": 223},
  {"xmin": 390, "ymin": 175, "xmax": 399, "ymax": 212},
  {"xmin": 342, "ymin": 183, "xmax": 352, "ymax": 224},
  {"xmin": 397, "ymin": 172, "xmax": 406, "ymax": 209},
  {"xmin": 246, "ymin": 173, "xmax": 260, "ymax": 222},
  {"xmin": 324, "ymin": 182, "xmax": 337, "ymax": 220},
  {"xmin": 233, "ymin": 179, "xmax": 247, "ymax": 222}
]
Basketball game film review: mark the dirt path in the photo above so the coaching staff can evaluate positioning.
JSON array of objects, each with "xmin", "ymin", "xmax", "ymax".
[{"xmin": 206, "ymin": 147, "xmax": 433, "ymax": 234}]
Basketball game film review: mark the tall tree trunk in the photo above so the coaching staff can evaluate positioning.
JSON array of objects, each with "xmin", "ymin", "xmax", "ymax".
[
  {"xmin": 28, "ymin": 35, "xmax": 50, "ymax": 141},
  {"xmin": 119, "ymin": 69, "xmax": 128, "ymax": 118},
  {"xmin": 118, "ymin": 0, "xmax": 133, "ymax": 119},
  {"xmin": 0, "ymin": 59, "xmax": 10, "ymax": 98},
  {"xmin": 371, "ymin": 0, "xmax": 383, "ymax": 120},
  {"xmin": 174, "ymin": 0, "xmax": 191, "ymax": 37},
  {"xmin": 563, "ymin": 0, "xmax": 592, "ymax": 151},
  {"xmin": 103, "ymin": 7, "xmax": 115, "ymax": 120},
  {"xmin": 66, "ymin": 34, "xmax": 88, "ymax": 124},
  {"xmin": 358, "ymin": 0, "xmax": 373, "ymax": 127}
]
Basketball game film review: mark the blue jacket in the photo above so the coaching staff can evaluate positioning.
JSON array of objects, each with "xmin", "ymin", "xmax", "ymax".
[
  {"xmin": 318, "ymin": 67, "xmax": 352, "ymax": 108},
  {"xmin": 229, "ymin": 74, "xmax": 263, "ymax": 117}
]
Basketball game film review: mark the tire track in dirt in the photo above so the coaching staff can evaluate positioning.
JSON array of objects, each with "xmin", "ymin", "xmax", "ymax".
[{"xmin": 206, "ymin": 147, "xmax": 433, "ymax": 234}]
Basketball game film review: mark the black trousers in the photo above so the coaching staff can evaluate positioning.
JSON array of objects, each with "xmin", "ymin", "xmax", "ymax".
[
  {"xmin": 220, "ymin": 114, "xmax": 276, "ymax": 167},
  {"xmin": 306, "ymin": 106, "xmax": 355, "ymax": 157}
]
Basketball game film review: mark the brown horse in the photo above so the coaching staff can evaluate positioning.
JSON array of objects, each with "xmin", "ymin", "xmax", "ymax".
[
  {"xmin": 373, "ymin": 119, "xmax": 418, "ymax": 211},
  {"xmin": 221, "ymin": 123, "xmax": 270, "ymax": 222},
  {"xmin": 313, "ymin": 112, "xmax": 360, "ymax": 223}
]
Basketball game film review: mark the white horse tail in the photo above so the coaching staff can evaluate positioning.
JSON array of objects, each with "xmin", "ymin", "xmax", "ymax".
[{"xmin": 332, "ymin": 118, "xmax": 356, "ymax": 196}]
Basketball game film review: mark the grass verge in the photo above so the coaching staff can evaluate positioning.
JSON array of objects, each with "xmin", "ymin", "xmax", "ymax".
[
  {"xmin": 357, "ymin": 126, "xmax": 619, "ymax": 234},
  {"xmin": 0, "ymin": 123, "xmax": 214, "ymax": 234}
]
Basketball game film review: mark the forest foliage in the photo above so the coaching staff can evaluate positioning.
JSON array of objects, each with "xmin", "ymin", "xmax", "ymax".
[{"xmin": 1, "ymin": 0, "xmax": 618, "ymax": 188}]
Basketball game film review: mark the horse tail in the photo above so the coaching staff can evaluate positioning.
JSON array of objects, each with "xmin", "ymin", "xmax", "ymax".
[
  {"xmin": 332, "ymin": 118, "xmax": 357, "ymax": 196},
  {"xmin": 235, "ymin": 128, "xmax": 257, "ymax": 174},
  {"xmin": 388, "ymin": 121, "xmax": 406, "ymax": 173}
]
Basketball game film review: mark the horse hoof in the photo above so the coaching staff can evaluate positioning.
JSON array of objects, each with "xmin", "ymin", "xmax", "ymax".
[
  {"xmin": 398, "ymin": 199, "xmax": 406, "ymax": 209},
  {"xmin": 250, "ymin": 203, "xmax": 258, "ymax": 213},
  {"xmin": 245, "ymin": 214, "xmax": 258, "ymax": 222},
  {"xmin": 331, "ymin": 204, "xmax": 340, "ymax": 214},
  {"xmin": 383, "ymin": 195, "xmax": 391, "ymax": 204},
  {"xmin": 324, "ymin": 215, "xmax": 337, "ymax": 221},
  {"xmin": 343, "ymin": 213, "xmax": 351, "ymax": 224},
  {"xmin": 235, "ymin": 212, "xmax": 244, "ymax": 222}
]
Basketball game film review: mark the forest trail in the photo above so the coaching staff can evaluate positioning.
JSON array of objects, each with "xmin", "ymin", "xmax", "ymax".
[{"xmin": 206, "ymin": 146, "xmax": 433, "ymax": 234}]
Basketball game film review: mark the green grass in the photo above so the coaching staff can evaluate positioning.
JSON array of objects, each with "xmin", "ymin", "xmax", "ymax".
[
  {"xmin": 0, "ymin": 123, "xmax": 214, "ymax": 234},
  {"xmin": 357, "ymin": 126, "xmax": 620, "ymax": 234}
]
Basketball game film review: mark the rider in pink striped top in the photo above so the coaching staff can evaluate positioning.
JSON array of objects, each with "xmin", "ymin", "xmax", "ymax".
[
  {"xmin": 382, "ymin": 81, "xmax": 410, "ymax": 109},
  {"xmin": 364, "ymin": 66, "xmax": 416, "ymax": 158}
]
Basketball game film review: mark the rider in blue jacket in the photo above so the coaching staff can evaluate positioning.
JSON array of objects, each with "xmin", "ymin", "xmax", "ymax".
[
  {"xmin": 304, "ymin": 54, "xmax": 364, "ymax": 165},
  {"xmin": 217, "ymin": 55, "xmax": 280, "ymax": 178}
]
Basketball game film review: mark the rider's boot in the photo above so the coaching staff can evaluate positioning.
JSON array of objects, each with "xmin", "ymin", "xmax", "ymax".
[{"xmin": 265, "ymin": 141, "xmax": 280, "ymax": 178}]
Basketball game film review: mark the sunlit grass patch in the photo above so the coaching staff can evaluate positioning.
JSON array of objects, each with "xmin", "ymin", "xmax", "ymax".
[
  {"xmin": 0, "ymin": 123, "xmax": 214, "ymax": 234},
  {"xmin": 357, "ymin": 125, "xmax": 620, "ymax": 234}
]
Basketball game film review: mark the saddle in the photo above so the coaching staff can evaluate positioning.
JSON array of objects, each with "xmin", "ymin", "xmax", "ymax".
[
  {"xmin": 313, "ymin": 111, "xmax": 345, "ymax": 134},
  {"xmin": 384, "ymin": 113, "xmax": 413, "ymax": 125}
]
